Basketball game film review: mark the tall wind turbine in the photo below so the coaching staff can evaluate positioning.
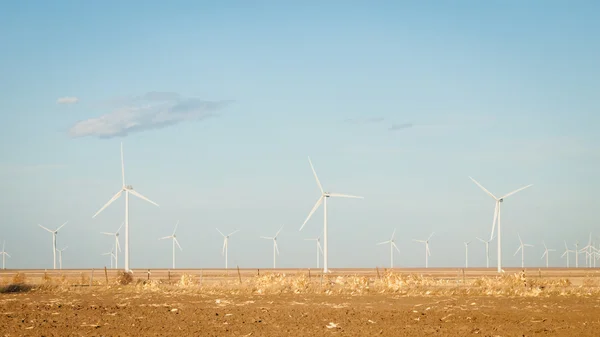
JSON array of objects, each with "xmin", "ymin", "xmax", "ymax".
[
  {"xmin": 160, "ymin": 221, "xmax": 182, "ymax": 269},
  {"xmin": 514, "ymin": 233, "xmax": 534, "ymax": 268},
  {"xmin": 0, "ymin": 241, "xmax": 10, "ymax": 270},
  {"xmin": 101, "ymin": 246, "xmax": 116, "ymax": 269},
  {"xmin": 469, "ymin": 177, "xmax": 532, "ymax": 273},
  {"xmin": 299, "ymin": 157, "xmax": 363, "ymax": 273},
  {"xmin": 464, "ymin": 241, "xmax": 471, "ymax": 268},
  {"xmin": 413, "ymin": 232, "xmax": 434, "ymax": 268},
  {"xmin": 260, "ymin": 225, "xmax": 284, "ymax": 268},
  {"xmin": 100, "ymin": 222, "xmax": 123, "ymax": 269},
  {"xmin": 541, "ymin": 241, "xmax": 555, "ymax": 268},
  {"xmin": 376, "ymin": 229, "xmax": 400, "ymax": 268},
  {"xmin": 217, "ymin": 229, "xmax": 239, "ymax": 269},
  {"xmin": 476, "ymin": 235, "xmax": 495, "ymax": 268},
  {"xmin": 561, "ymin": 241, "xmax": 575, "ymax": 268},
  {"xmin": 304, "ymin": 236, "xmax": 324, "ymax": 269},
  {"xmin": 39, "ymin": 222, "xmax": 67, "ymax": 270},
  {"xmin": 92, "ymin": 142, "xmax": 159, "ymax": 272},
  {"xmin": 57, "ymin": 246, "xmax": 68, "ymax": 270}
]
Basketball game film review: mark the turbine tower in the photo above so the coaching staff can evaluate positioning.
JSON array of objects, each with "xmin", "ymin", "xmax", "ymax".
[
  {"xmin": 574, "ymin": 241, "xmax": 580, "ymax": 268},
  {"xmin": 92, "ymin": 142, "xmax": 159, "ymax": 272},
  {"xmin": 39, "ymin": 222, "xmax": 67, "ymax": 270},
  {"xmin": 100, "ymin": 222, "xmax": 123, "ymax": 269},
  {"xmin": 304, "ymin": 236, "xmax": 324, "ymax": 269},
  {"xmin": 217, "ymin": 228, "xmax": 239, "ymax": 269},
  {"xmin": 464, "ymin": 241, "xmax": 471, "ymax": 268},
  {"xmin": 476, "ymin": 235, "xmax": 495, "ymax": 268},
  {"xmin": 57, "ymin": 246, "xmax": 68, "ymax": 270},
  {"xmin": 0, "ymin": 241, "xmax": 10, "ymax": 270},
  {"xmin": 299, "ymin": 157, "xmax": 363, "ymax": 273},
  {"xmin": 469, "ymin": 177, "xmax": 532, "ymax": 273},
  {"xmin": 514, "ymin": 233, "xmax": 534, "ymax": 268},
  {"xmin": 541, "ymin": 241, "xmax": 555, "ymax": 268},
  {"xmin": 260, "ymin": 225, "xmax": 284, "ymax": 268},
  {"xmin": 376, "ymin": 229, "xmax": 400, "ymax": 268},
  {"xmin": 561, "ymin": 241, "xmax": 575, "ymax": 268},
  {"xmin": 159, "ymin": 221, "xmax": 182, "ymax": 269},
  {"xmin": 413, "ymin": 232, "xmax": 434, "ymax": 268}
]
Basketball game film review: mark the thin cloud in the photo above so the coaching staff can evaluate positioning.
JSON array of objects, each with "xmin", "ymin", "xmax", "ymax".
[
  {"xmin": 68, "ymin": 92, "xmax": 233, "ymax": 139},
  {"xmin": 389, "ymin": 123, "xmax": 414, "ymax": 131},
  {"xmin": 0, "ymin": 164, "xmax": 66, "ymax": 174},
  {"xmin": 57, "ymin": 96, "xmax": 79, "ymax": 104}
]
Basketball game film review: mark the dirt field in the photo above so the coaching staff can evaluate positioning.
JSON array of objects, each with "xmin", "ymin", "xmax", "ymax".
[{"xmin": 1, "ymin": 268, "xmax": 600, "ymax": 336}]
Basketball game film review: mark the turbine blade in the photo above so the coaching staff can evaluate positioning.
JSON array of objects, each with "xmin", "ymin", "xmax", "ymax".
[
  {"xmin": 518, "ymin": 233, "xmax": 523, "ymax": 244},
  {"xmin": 469, "ymin": 176, "xmax": 497, "ymax": 199},
  {"xmin": 514, "ymin": 246, "xmax": 522, "ymax": 256},
  {"xmin": 318, "ymin": 242, "xmax": 324, "ymax": 254},
  {"xmin": 392, "ymin": 242, "xmax": 401, "ymax": 254},
  {"xmin": 490, "ymin": 201, "xmax": 499, "ymax": 241},
  {"xmin": 500, "ymin": 184, "xmax": 533, "ymax": 199},
  {"xmin": 391, "ymin": 228, "xmax": 396, "ymax": 240},
  {"xmin": 117, "ymin": 222, "xmax": 124, "ymax": 234},
  {"xmin": 561, "ymin": 251, "xmax": 567, "ymax": 258},
  {"xmin": 328, "ymin": 192, "xmax": 364, "ymax": 199},
  {"xmin": 93, "ymin": 190, "xmax": 123, "ymax": 218},
  {"xmin": 476, "ymin": 237, "xmax": 486, "ymax": 243},
  {"xmin": 541, "ymin": 251, "xmax": 546, "ymax": 259},
  {"xmin": 376, "ymin": 240, "xmax": 390, "ymax": 245},
  {"xmin": 116, "ymin": 237, "xmax": 121, "ymax": 252},
  {"xmin": 274, "ymin": 225, "xmax": 284, "ymax": 238},
  {"xmin": 525, "ymin": 244, "xmax": 534, "ymax": 247},
  {"xmin": 5, "ymin": 253, "xmax": 10, "ymax": 258},
  {"xmin": 216, "ymin": 228, "xmax": 225, "ymax": 237},
  {"xmin": 426, "ymin": 245, "xmax": 431, "ymax": 256},
  {"xmin": 56, "ymin": 221, "xmax": 68, "ymax": 232},
  {"xmin": 427, "ymin": 232, "xmax": 435, "ymax": 241},
  {"xmin": 159, "ymin": 236, "xmax": 171, "ymax": 240},
  {"xmin": 308, "ymin": 157, "xmax": 324, "ymax": 194},
  {"xmin": 100, "ymin": 232, "xmax": 114, "ymax": 236},
  {"xmin": 299, "ymin": 196, "xmax": 324, "ymax": 231},
  {"xmin": 413, "ymin": 239, "xmax": 425, "ymax": 243},
  {"xmin": 260, "ymin": 236, "xmax": 272, "ymax": 240},
  {"xmin": 174, "ymin": 237, "xmax": 182, "ymax": 251},
  {"xmin": 39, "ymin": 225, "xmax": 53, "ymax": 233},
  {"xmin": 274, "ymin": 241, "xmax": 280, "ymax": 255},
  {"xmin": 129, "ymin": 189, "xmax": 159, "ymax": 207},
  {"xmin": 222, "ymin": 239, "xmax": 226, "ymax": 255},
  {"xmin": 228, "ymin": 229, "xmax": 240, "ymax": 236},
  {"xmin": 172, "ymin": 220, "xmax": 179, "ymax": 235}
]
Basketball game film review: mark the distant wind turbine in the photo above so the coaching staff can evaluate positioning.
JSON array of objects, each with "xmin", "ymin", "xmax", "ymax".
[
  {"xmin": 514, "ymin": 233, "xmax": 534, "ymax": 268},
  {"xmin": 260, "ymin": 225, "xmax": 284, "ymax": 268},
  {"xmin": 413, "ymin": 232, "xmax": 434, "ymax": 268},
  {"xmin": 464, "ymin": 241, "xmax": 471, "ymax": 268},
  {"xmin": 1, "ymin": 241, "xmax": 10, "ymax": 270},
  {"xmin": 299, "ymin": 157, "xmax": 363, "ymax": 273},
  {"xmin": 476, "ymin": 235, "xmax": 495, "ymax": 268},
  {"xmin": 469, "ymin": 177, "xmax": 532, "ymax": 273},
  {"xmin": 574, "ymin": 241, "xmax": 580, "ymax": 268},
  {"xmin": 159, "ymin": 221, "xmax": 182, "ymax": 269},
  {"xmin": 217, "ymin": 228, "xmax": 239, "ymax": 269},
  {"xmin": 561, "ymin": 241, "xmax": 575, "ymax": 268},
  {"xmin": 57, "ymin": 246, "xmax": 68, "ymax": 270},
  {"xmin": 102, "ymin": 246, "xmax": 116, "ymax": 269},
  {"xmin": 39, "ymin": 222, "xmax": 67, "ymax": 270},
  {"xmin": 92, "ymin": 142, "xmax": 159, "ymax": 272},
  {"xmin": 580, "ymin": 233, "xmax": 594, "ymax": 268},
  {"xmin": 305, "ymin": 236, "xmax": 324, "ymax": 269},
  {"xmin": 376, "ymin": 229, "xmax": 400, "ymax": 268},
  {"xmin": 100, "ymin": 223, "xmax": 123, "ymax": 269},
  {"xmin": 541, "ymin": 241, "xmax": 555, "ymax": 268}
]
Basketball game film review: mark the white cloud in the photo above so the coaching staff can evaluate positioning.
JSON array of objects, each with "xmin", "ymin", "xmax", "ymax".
[
  {"xmin": 68, "ymin": 92, "xmax": 232, "ymax": 139},
  {"xmin": 57, "ymin": 96, "xmax": 79, "ymax": 104}
]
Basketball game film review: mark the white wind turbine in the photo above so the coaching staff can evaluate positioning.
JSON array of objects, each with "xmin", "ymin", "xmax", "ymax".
[
  {"xmin": 217, "ymin": 229, "xmax": 239, "ymax": 269},
  {"xmin": 514, "ymin": 233, "xmax": 534, "ymax": 268},
  {"xmin": 561, "ymin": 241, "xmax": 575, "ymax": 268},
  {"xmin": 476, "ymin": 235, "xmax": 495, "ymax": 268},
  {"xmin": 299, "ymin": 157, "xmax": 363, "ymax": 273},
  {"xmin": 304, "ymin": 236, "xmax": 324, "ymax": 269},
  {"xmin": 413, "ymin": 232, "xmax": 434, "ymax": 268},
  {"xmin": 580, "ymin": 233, "xmax": 594, "ymax": 268},
  {"xmin": 260, "ymin": 225, "xmax": 284, "ymax": 268},
  {"xmin": 464, "ymin": 241, "xmax": 471, "ymax": 268},
  {"xmin": 92, "ymin": 142, "xmax": 159, "ymax": 272},
  {"xmin": 101, "ymin": 246, "xmax": 116, "ymax": 269},
  {"xmin": 57, "ymin": 246, "xmax": 68, "ymax": 270},
  {"xmin": 1, "ymin": 241, "xmax": 10, "ymax": 270},
  {"xmin": 469, "ymin": 177, "xmax": 532, "ymax": 273},
  {"xmin": 376, "ymin": 229, "xmax": 401, "ymax": 269},
  {"xmin": 574, "ymin": 241, "xmax": 580, "ymax": 268},
  {"xmin": 39, "ymin": 222, "xmax": 67, "ymax": 270},
  {"xmin": 541, "ymin": 241, "xmax": 555, "ymax": 268},
  {"xmin": 100, "ymin": 223, "xmax": 123, "ymax": 269},
  {"xmin": 159, "ymin": 221, "xmax": 182, "ymax": 269}
]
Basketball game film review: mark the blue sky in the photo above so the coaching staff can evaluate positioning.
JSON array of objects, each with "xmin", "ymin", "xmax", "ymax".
[{"xmin": 0, "ymin": 1, "xmax": 598, "ymax": 270}]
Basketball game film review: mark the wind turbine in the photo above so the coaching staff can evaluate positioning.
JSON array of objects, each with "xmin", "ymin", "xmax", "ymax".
[
  {"xmin": 514, "ymin": 233, "xmax": 534, "ymax": 268},
  {"xmin": 541, "ymin": 241, "xmax": 555, "ymax": 268},
  {"xmin": 100, "ymin": 222, "xmax": 123, "ymax": 269},
  {"xmin": 476, "ymin": 235, "xmax": 495, "ymax": 268},
  {"xmin": 561, "ymin": 241, "xmax": 575, "ymax": 268},
  {"xmin": 217, "ymin": 228, "xmax": 239, "ymax": 269},
  {"xmin": 101, "ymin": 246, "xmax": 116, "ymax": 269},
  {"xmin": 580, "ymin": 233, "xmax": 594, "ymax": 268},
  {"xmin": 469, "ymin": 177, "xmax": 532, "ymax": 273},
  {"xmin": 299, "ymin": 157, "xmax": 363, "ymax": 273},
  {"xmin": 464, "ymin": 241, "xmax": 471, "ymax": 268},
  {"xmin": 159, "ymin": 221, "xmax": 182, "ymax": 269},
  {"xmin": 39, "ymin": 222, "xmax": 67, "ymax": 269},
  {"xmin": 413, "ymin": 232, "xmax": 434, "ymax": 268},
  {"xmin": 57, "ymin": 246, "xmax": 68, "ymax": 270},
  {"xmin": 376, "ymin": 229, "xmax": 401, "ymax": 268},
  {"xmin": 574, "ymin": 241, "xmax": 580, "ymax": 268},
  {"xmin": 92, "ymin": 142, "xmax": 159, "ymax": 272},
  {"xmin": 304, "ymin": 236, "xmax": 324, "ymax": 269},
  {"xmin": 0, "ymin": 241, "xmax": 10, "ymax": 270},
  {"xmin": 260, "ymin": 225, "xmax": 284, "ymax": 268}
]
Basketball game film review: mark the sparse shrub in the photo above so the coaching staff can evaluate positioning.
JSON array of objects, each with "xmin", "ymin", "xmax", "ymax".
[
  {"xmin": 12, "ymin": 272, "xmax": 26, "ymax": 284},
  {"xmin": 178, "ymin": 274, "xmax": 195, "ymax": 287},
  {"xmin": 116, "ymin": 271, "xmax": 133, "ymax": 285}
]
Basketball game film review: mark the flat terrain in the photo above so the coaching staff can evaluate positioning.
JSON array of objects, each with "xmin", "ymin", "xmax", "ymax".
[{"xmin": 1, "ymin": 268, "xmax": 600, "ymax": 336}]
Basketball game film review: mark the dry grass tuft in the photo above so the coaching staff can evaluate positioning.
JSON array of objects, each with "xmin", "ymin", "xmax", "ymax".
[
  {"xmin": 178, "ymin": 274, "xmax": 195, "ymax": 287},
  {"xmin": 116, "ymin": 271, "xmax": 134, "ymax": 285},
  {"xmin": 12, "ymin": 272, "xmax": 26, "ymax": 284}
]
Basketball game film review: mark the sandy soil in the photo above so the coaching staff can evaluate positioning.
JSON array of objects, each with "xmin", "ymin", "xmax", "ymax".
[{"xmin": 1, "ymin": 288, "xmax": 600, "ymax": 336}]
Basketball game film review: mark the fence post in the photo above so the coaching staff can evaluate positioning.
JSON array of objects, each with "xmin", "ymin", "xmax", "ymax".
[
  {"xmin": 237, "ymin": 265, "xmax": 242, "ymax": 284},
  {"xmin": 104, "ymin": 267, "xmax": 108, "ymax": 285}
]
